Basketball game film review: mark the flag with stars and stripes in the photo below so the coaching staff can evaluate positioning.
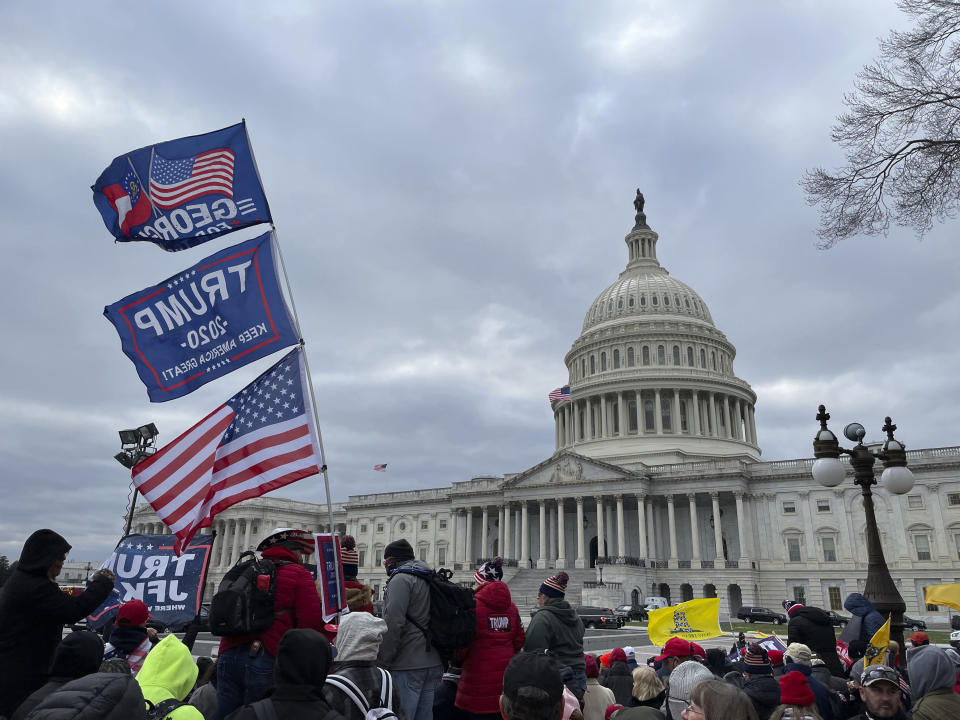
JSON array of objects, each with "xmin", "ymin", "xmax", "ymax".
[
  {"xmin": 132, "ymin": 347, "xmax": 322, "ymax": 554},
  {"xmin": 150, "ymin": 147, "xmax": 235, "ymax": 209},
  {"xmin": 548, "ymin": 385, "xmax": 571, "ymax": 403}
]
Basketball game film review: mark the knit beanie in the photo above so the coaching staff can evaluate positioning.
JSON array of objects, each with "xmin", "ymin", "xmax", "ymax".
[
  {"xmin": 669, "ymin": 661, "xmax": 714, "ymax": 703},
  {"xmin": 584, "ymin": 653, "xmax": 600, "ymax": 678},
  {"xmin": 384, "ymin": 538, "xmax": 414, "ymax": 562},
  {"xmin": 779, "ymin": 670, "xmax": 815, "ymax": 706},
  {"xmin": 539, "ymin": 571, "xmax": 569, "ymax": 599},
  {"xmin": 340, "ymin": 535, "xmax": 359, "ymax": 579},
  {"xmin": 768, "ymin": 649, "xmax": 785, "ymax": 666},
  {"xmin": 743, "ymin": 643, "xmax": 772, "ymax": 675},
  {"xmin": 782, "ymin": 600, "xmax": 805, "ymax": 617},
  {"xmin": 474, "ymin": 556, "xmax": 504, "ymax": 585},
  {"xmin": 605, "ymin": 704, "xmax": 624, "ymax": 720},
  {"xmin": 610, "ymin": 648, "xmax": 627, "ymax": 665}
]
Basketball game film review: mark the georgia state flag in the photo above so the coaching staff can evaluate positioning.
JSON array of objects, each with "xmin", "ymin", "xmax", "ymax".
[{"xmin": 101, "ymin": 168, "xmax": 152, "ymax": 237}]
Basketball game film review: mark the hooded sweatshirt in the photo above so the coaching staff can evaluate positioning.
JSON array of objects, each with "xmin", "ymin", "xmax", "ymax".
[
  {"xmin": 11, "ymin": 630, "xmax": 105, "ymax": 720},
  {"xmin": 524, "ymin": 599, "xmax": 586, "ymax": 676},
  {"xmin": 136, "ymin": 634, "xmax": 203, "ymax": 719},
  {"xmin": 786, "ymin": 605, "xmax": 843, "ymax": 677},
  {"xmin": 743, "ymin": 674, "xmax": 781, "ymax": 720},
  {"xmin": 231, "ymin": 629, "xmax": 343, "ymax": 720},
  {"xmin": 456, "ymin": 580, "xmax": 525, "ymax": 714},
  {"xmin": 19, "ymin": 672, "xmax": 147, "ymax": 720},
  {"xmin": 842, "ymin": 593, "xmax": 886, "ymax": 644},
  {"xmin": 0, "ymin": 530, "xmax": 114, "ymax": 717},
  {"xmin": 323, "ymin": 613, "xmax": 397, "ymax": 720},
  {"xmin": 910, "ymin": 645, "xmax": 960, "ymax": 720}
]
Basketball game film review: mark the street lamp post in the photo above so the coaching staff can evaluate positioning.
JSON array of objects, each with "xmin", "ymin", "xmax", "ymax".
[
  {"xmin": 811, "ymin": 405, "xmax": 914, "ymax": 665},
  {"xmin": 597, "ymin": 557, "xmax": 605, "ymax": 586}
]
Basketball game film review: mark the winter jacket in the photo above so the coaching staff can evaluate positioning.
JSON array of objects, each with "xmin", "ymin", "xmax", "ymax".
[
  {"xmin": 377, "ymin": 560, "xmax": 443, "ymax": 671},
  {"xmin": 523, "ymin": 599, "xmax": 586, "ymax": 676},
  {"xmin": 455, "ymin": 580, "xmax": 525, "ymax": 714},
  {"xmin": 910, "ymin": 645, "xmax": 960, "ymax": 720},
  {"xmin": 136, "ymin": 634, "xmax": 203, "ymax": 719},
  {"xmin": 783, "ymin": 662, "xmax": 836, "ymax": 720},
  {"xmin": 583, "ymin": 678, "xmax": 616, "ymax": 720},
  {"xmin": 743, "ymin": 674, "xmax": 780, "ymax": 720},
  {"xmin": 786, "ymin": 605, "xmax": 844, "ymax": 677},
  {"xmin": 21, "ymin": 671, "xmax": 146, "ymax": 720},
  {"xmin": 600, "ymin": 661, "xmax": 635, "ymax": 706},
  {"xmin": 341, "ymin": 579, "xmax": 375, "ymax": 614},
  {"xmin": 810, "ymin": 664, "xmax": 847, "ymax": 692},
  {"xmin": 218, "ymin": 545, "xmax": 326, "ymax": 658},
  {"xmin": 227, "ymin": 629, "xmax": 345, "ymax": 720},
  {"xmin": 11, "ymin": 630, "xmax": 105, "ymax": 720},
  {"xmin": 843, "ymin": 594, "xmax": 886, "ymax": 644},
  {"xmin": 102, "ymin": 626, "xmax": 152, "ymax": 675},
  {"xmin": 0, "ymin": 530, "xmax": 114, "ymax": 717},
  {"xmin": 321, "ymin": 612, "xmax": 398, "ymax": 720},
  {"xmin": 187, "ymin": 683, "xmax": 217, "ymax": 720}
]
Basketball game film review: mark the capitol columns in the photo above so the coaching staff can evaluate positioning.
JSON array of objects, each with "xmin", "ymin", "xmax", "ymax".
[
  {"xmin": 636, "ymin": 494, "xmax": 648, "ymax": 560},
  {"xmin": 618, "ymin": 392, "xmax": 627, "ymax": 438},
  {"xmin": 711, "ymin": 492, "xmax": 723, "ymax": 561},
  {"xmin": 691, "ymin": 390, "xmax": 701, "ymax": 436},
  {"xmin": 538, "ymin": 499, "xmax": 548, "ymax": 568},
  {"xmin": 596, "ymin": 496, "xmax": 606, "ymax": 557},
  {"xmin": 520, "ymin": 502, "xmax": 530, "ymax": 567},
  {"xmin": 503, "ymin": 503, "xmax": 513, "ymax": 561},
  {"xmin": 556, "ymin": 500, "xmax": 566, "ymax": 568},
  {"xmin": 242, "ymin": 517, "xmax": 253, "ymax": 554},
  {"xmin": 654, "ymin": 389, "xmax": 663, "ymax": 434},
  {"xmin": 575, "ymin": 497, "xmax": 585, "ymax": 568},
  {"xmin": 734, "ymin": 491, "xmax": 751, "ymax": 564},
  {"xmin": 481, "ymin": 505, "xmax": 489, "ymax": 559},
  {"xmin": 465, "ymin": 508, "xmax": 474, "ymax": 565},
  {"xmin": 688, "ymin": 493, "xmax": 701, "ymax": 563},
  {"xmin": 667, "ymin": 495, "xmax": 678, "ymax": 564},
  {"xmin": 616, "ymin": 494, "xmax": 625, "ymax": 558},
  {"xmin": 450, "ymin": 510, "xmax": 459, "ymax": 566}
]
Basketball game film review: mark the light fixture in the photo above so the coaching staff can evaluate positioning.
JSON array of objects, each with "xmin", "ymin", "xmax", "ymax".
[{"xmin": 114, "ymin": 423, "xmax": 160, "ymax": 469}]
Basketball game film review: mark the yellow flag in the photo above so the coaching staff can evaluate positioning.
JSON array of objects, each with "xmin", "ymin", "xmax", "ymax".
[
  {"xmin": 864, "ymin": 616, "xmax": 891, "ymax": 667},
  {"xmin": 925, "ymin": 583, "xmax": 960, "ymax": 612},
  {"xmin": 647, "ymin": 598, "xmax": 723, "ymax": 647}
]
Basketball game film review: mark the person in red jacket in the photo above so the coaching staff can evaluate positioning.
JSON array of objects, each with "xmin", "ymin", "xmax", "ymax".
[
  {"xmin": 215, "ymin": 527, "xmax": 326, "ymax": 720},
  {"xmin": 455, "ymin": 558, "xmax": 525, "ymax": 720}
]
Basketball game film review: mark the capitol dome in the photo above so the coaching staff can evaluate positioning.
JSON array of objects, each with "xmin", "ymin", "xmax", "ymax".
[{"xmin": 553, "ymin": 192, "xmax": 760, "ymax": 465}]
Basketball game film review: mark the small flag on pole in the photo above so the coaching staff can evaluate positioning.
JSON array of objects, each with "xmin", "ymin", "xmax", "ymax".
[
  {"xmin": 548, "ymin": 386, "xmax": 571, "ymax": 403},
  {"xmin": 373, "ymin": 464, "xmax": 387, "ymax": 472}
]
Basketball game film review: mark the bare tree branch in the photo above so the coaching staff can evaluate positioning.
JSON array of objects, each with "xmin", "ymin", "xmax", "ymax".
[{"xmin": 803, "ymin": 0, "xmax": 960, "ymax": 246}]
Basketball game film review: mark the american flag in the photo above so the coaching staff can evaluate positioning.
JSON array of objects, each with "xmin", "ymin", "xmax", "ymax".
[
  {"xmin": 132, "ymin": 348, "xmax": 322, "ymax": 554},
  {"xmin": 149, "ymin": 147, "xmax": 235, "ymax": 209},
  {"xmin": 548, "ymin": 385, "xmax": 571, "ymax": 403},
  {"xmin": 373, "ymin": 464, "xmax": 387, "ymax": 472}
]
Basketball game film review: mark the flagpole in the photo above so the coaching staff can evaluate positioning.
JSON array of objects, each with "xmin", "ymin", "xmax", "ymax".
[
  {"xmin": 244, "ymin": 119, "xmax": 342, "ymax": 615},
  {"xmin": 126, "ymin": 155, "xmax": 160, "ymax": 219}
]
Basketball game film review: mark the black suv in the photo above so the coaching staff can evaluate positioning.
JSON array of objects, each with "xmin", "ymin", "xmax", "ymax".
[
  {"xmin": 904, "ymin": 615, "xmax": 927, "ymax": 631},
  {"xmin": 825, "ymin": 611, "xmax": 849, "ymax": 627},
  {"xmin": 736, "ymin": 606, "xmax": 787, "ymax": 624},
  {"xmin": 614, "ymin": 604, "xmax": 647, "ymax": 623},
  {"xmin": 575, "ymin": 606, "xmax": 619, "ymax": 629}
]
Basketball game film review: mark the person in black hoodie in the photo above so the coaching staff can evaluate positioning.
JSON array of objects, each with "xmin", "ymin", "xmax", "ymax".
[
  {"xmin": 599, "ymin": 648, "xmax": 634, "ymax": 706},
  {"xmin": 783, "ymin": 600, "xmax": 843, "ymax": 677},
  {"xmin": 228, "ymin": 629, "xmax": 346, "ymax": 720},
  {"xmin": 741, "ymin": 644, "xmax": 780, "ymax": 720},
  {"xmin": 11, "ymin": 630, "xmax": 105, "ymax": 719},
  {"xmin": 0, "ymin": 529, "xmax": 115, "ymax": 717}
]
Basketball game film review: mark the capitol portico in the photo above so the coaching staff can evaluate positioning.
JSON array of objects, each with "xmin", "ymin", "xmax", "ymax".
[{"xmin": 133, "ymin": 194, "xmax": 960, "ymax": 622}]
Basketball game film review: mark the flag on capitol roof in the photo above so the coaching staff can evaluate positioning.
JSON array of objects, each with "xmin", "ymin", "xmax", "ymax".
[{"xmin": 548, "ymin": 385, "xmax": 571, "ymax": 403}]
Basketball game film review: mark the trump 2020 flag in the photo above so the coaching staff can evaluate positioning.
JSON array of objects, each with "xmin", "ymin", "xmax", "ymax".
[
  {"xmin": 104, "ymin": 231, "xmax": 298, "ymax": 402},
  {"xmin": 314, "ymin": 533, "xmax": 346, "ymax": 621},
  {"xmin": 646, "ymin": 598, "xmax": 723, "ymax": 647},
  {"xmin": 92, "ymin": 121, "xmax": 271, "ymax": 251},
  {"xmin": 132, "ymin": 347, "xmax": 322, "ymax": 554}
]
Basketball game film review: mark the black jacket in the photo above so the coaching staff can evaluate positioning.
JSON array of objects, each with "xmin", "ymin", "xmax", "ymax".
[
  {"xmin": 600, "ymin": 661, "xmax": 635, "ymax": 706},
  {"xmin": 0, "ymin": 530, "xmax": 113, "ymax": 717},
  {"xmin": 227, "ymin": 629, "xmax": 346, "ymax": 720},
  {"xmin": 743, "ymin": 674, "xmax": 780, "ymax": 720},
  {"xmin": 11, "ymin": 630, "xmax": 105, "ymax": 720},
  {"xmin": 19, "ymin": 671, "xmax": 146, "ymax": 719},
  {"xmin": 786, "ymin": 606, "xmax": 844, "ymax": 677}
]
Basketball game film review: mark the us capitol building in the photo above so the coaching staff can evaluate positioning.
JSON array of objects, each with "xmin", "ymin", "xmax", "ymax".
[{"xmin": 132, "ymin": 193, "xmax": 960, "ymax": 622}]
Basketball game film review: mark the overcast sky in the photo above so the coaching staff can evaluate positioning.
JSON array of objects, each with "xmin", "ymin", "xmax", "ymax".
[{"xmin": 2, "ymin": 1, "xmax": 957, "ymax": 561}]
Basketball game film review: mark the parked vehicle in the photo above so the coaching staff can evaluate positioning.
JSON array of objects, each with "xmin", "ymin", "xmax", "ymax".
[
  {"xmin": 825, "ymin": 611, "xmax": 849, "ymax": 627},
  {"xmin": 950, "ymin": 629, "xmax": 960, "ymax": 651},
  {"xmin": 614, "ymin": 604, "xmax": 647, "ymax": 622},
  {"xmin": 903, "ymin": 615, "xmax": 927, "ymax": 631},
  {"xmin": 644, "ymin": 596, "xmax": 669, "ymax": 611},
  {"xmin": 736, "ymin": 606, "xmax": 787, "ymax": 624},
  {"xmin": 575, "ymin": 605, "xmax": 619, "ymax": 629}
]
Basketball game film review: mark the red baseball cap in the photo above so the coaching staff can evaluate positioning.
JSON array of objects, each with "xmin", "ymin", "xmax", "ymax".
[
  {"xmin": 654, "ymin": 637, "xmax": 696, "ymax": 661},
  {"xmin": 116, "ymin": 599, "xmax": 151, "ymax": 627}
]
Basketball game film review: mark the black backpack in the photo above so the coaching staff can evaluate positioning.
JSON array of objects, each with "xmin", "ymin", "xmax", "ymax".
[
  {"xmin": 209, "ymin": 550, "xmax": 278, "ymax": 636},
  {"xmin": 395, "ymin": 567, "xmax": 476, "ymax": 653},
  {"xmin": 145, "ymin": 699, "xmax": 183, "ymax": 719}
]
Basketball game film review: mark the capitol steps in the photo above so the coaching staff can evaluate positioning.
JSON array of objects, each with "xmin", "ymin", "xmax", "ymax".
[{"xmin": 505, "ymin": 567, "xmax": 597, "ymax": 618}]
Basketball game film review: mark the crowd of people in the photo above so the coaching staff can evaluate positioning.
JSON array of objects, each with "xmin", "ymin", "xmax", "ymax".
[{"xmin": 2, "ymin": 528, "xmax": 960, "ymax": 720}]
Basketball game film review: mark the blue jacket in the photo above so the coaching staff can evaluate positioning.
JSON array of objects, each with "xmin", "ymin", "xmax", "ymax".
[{"xmin": 843, "ymin": 593, "xmax": 886, "ymax": 642}]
